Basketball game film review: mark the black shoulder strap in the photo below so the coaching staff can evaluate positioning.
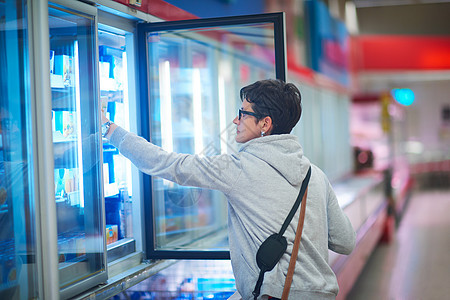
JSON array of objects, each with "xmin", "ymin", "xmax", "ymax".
[
  {"xmin": 278, "ymin": 166, "xmax": 312, "ymax": 236},
  {"xmin": 252, "ymin": 166, "xmax": 312, "ymax": 300}
]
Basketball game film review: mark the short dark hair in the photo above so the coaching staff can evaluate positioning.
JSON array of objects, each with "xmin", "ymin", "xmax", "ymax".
[{"xmin": 240, "ymin": 79, "xmax": 302, "ymax": 135}]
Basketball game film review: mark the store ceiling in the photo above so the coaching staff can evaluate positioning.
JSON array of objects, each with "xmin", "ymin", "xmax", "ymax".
[
  {"xmin": 353, "ymin": 0, "xmax": 450, "ymax": 8},
  {"xmin": 353, "ymin": 0, "xmax": 450, "ymax": 35}
]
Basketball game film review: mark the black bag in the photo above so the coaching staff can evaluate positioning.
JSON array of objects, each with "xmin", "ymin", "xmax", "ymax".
[{"xmin": 252, "ymin": 167, "xmax": 311, "ymax": 300}]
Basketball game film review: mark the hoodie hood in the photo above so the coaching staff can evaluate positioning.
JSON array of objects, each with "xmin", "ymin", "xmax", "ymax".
[{"xmin": 239, "ymin": 134, "xmax": 311, "ymax": 186}]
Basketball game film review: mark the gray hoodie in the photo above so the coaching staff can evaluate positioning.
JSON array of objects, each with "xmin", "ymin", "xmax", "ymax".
[{"xmin": 110, "ymin": 127, "xmax": 356, "ymax": 300}]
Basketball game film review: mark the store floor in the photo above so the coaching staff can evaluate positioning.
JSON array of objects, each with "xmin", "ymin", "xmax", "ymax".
[
  {"xmin": 109, "ymin": 189, "xmax": 450, "ymax": 300},
  {"xmin": 347, "ymin": 188, "xmax": 450, "ymax": 300}
]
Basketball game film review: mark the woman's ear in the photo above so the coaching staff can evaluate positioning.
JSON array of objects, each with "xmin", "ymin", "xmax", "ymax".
[{"xmin": 261, "ymin": 116, "xmax": 273, "ymax": 135}]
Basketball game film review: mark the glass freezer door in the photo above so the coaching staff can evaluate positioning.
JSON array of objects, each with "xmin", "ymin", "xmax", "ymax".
[
  {"xmin": 137, "ymin": 13, "xmax": 286, "ymax": 259},
  {"xmin": 49, "ymin": 2, "xmax": 106, "ymax": 297},
  {"xmin": 98, "ymin": 26, "xmax": 138, "ymax": 261},
  {"xmin": 1, "ymin": 1, "xmax": 40, "ymax": 298}
]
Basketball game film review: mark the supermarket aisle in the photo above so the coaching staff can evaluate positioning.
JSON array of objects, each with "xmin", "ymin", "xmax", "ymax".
[
  {"xmin": 347, "ymin": 189, "xmax": 450, "ymax": 300},
  {"xmin": 108, "ymin": 189, "xmax": 450, "ymax": 300}
]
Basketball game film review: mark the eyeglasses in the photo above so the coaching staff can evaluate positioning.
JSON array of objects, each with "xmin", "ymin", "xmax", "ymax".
[{"xmin": 238, "ymin": 109, "xmax": 262, "ymax": 120}]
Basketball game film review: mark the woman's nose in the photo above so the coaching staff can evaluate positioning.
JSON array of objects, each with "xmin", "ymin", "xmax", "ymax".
[{"xmin": 233, "ymin": 116, "xmax": 239, "ymax": 124}]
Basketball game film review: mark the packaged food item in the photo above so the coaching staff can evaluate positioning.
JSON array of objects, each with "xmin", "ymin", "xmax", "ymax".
[
  {"xmin": 0, "ymin": 187, "xmax": 6, "ymax": 206},
  {"xmin": 64, "ymin": 169, "xmax": 72, "ymax": 194},
  {"xmin": 101, "ymin": 96, "xmax": 108, "ymax": 114},
  {"xmin": 57, "ymin": 238, "xmax": 68, "ymax": 263},
  {"xmin": 103, "ymin": 163, "xmax": 109, "ymax": 187},
  {"xmin": 2, "ymin": 255, "xmax": 16, "ymax": 284},
  {"xmin": 106, "ymin": 225, "xmax": 118, "ymax": 245},
  {"xmin": 50, "ymin": 50, "xmax": 55, "ymax": 74},
  {"xmin": 112, "ymin": 225, "xmax": 118, "ymax": 243},
  {"xmin": 75, "ymin": 236, "xmax": 85, "ymax": 257},
  {"xmin": 65, "ymin": 237, "xmax": 77, "ymax": 261},
  {"xmin": 62, "ymin": 112, "xmax": 75, "ymax": 139},
  {"xmin": 99, "ymin": 61, "xmax": 110, "ymax": 80},
  {"xmin": 54, "ymin": 55, "xmax": 73, "ymax": 87},
  {"xmin": 54, "ymin": 168, "xmax": 65, "ymax": 197},
  {"xmin": 119, "ymin": 186, "xmax": 131, "ymax": 239},
  {"xmin": 68, "ymin": 191, "xmax": 80, "ymax": 207},
  {"xmin": 52, "ymin": 111, "xmax": 55, "ymax": 132}
]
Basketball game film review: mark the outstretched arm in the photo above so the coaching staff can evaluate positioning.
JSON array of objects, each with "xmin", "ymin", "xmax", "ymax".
[{"xmin": 105, "ymin": 122, "xmax": 241, "ymax": 194}]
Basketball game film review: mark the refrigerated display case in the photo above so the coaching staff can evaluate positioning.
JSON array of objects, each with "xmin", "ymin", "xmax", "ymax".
[
  {"xmin": 3, "ymin": 0, "xmax": 291, "ymax": 295},
  {"xmin": 137, "ymin": 13, "xmax": 287, "ymax": 259},
  {"xmin": 49, "ymin": 1, "xmax": 106, "ymax": 298},
  {"xmin": 98, "ymin": 22, "xmax": 140, "ymax": 261},
  {"xmin": 0, "ymin": 1, "xmax": 40, "ymax": 298}
]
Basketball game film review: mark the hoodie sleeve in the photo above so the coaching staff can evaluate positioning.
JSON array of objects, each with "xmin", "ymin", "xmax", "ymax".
[
  {"xmin": 326, "ymin": 181, "xmax": 356, "ymax": 255},
  {"xmin": 109, "ymin": 126, "xmax": 241, "ymax": 194}
]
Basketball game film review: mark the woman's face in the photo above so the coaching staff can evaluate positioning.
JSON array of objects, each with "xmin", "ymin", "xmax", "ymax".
[{"xmin": 233, "ymin": 99, "xmax": 263, "ymax": 143}]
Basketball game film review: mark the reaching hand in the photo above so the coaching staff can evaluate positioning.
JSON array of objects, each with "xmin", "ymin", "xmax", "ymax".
[
  {"xmin": 101, "ymin": 108, "xmax": 109, "ymax": 125},
  {"xmin": 100, "ymin": 108, "xmax": 118, "ymax": 139}
]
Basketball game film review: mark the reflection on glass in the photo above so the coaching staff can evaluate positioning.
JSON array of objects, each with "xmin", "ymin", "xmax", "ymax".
[
  {"xmin": 147, "ymin": 23, "xmax": 278, "ymax": 251},
  {"xmin": 159, "ymin": 60, "xmax": 174, "ymax": 152},
  {"xmin": 49, "ymin": 3, "xmax": 104, "ymax": 289},
  {"xmin": 98, "ymin": 29, "xmax": 134, "ymax": 250},
  {"xmin": 0, "ymin": 1, "xmax": 39, "ymax": 298}
]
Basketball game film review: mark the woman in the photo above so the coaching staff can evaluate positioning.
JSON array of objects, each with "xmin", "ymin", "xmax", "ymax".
[{"xmin": 102, "ymin": 79, "xmax": 355, "ymax": 299}]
